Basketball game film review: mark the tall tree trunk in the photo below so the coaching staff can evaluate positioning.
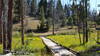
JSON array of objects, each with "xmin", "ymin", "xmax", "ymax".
[
  {"xmin": 77, "ymin": 18, "xmax": 82, "ymax": 44},
  {"xmin": 7, "ymin": 0, "xmax": 13, "ymax": 52},
  {"xmin": 52, "ymin": 19, "xmax": 55, "ymax": 35},
  {"xmin": 52, "ymin": 1, "xmax": 55, "ymax": 35},
  {"xmin": 21, "ymin": 17, "xmax": 24, "ymax": 45},
  {"xmin": 20, "ymin": 0, "xmax": 24, "ymax": 45},
  {"xmin": 82, "ymin": 0, "xmax": 89, "ymax": 44},
  {"xmin": 85, "ymin": 21, "xmax": 88, "ymax": 42},
  {"xmin": 2, "ymin": 0, "xmax": 8, "ymax": 53},
  {"xmin": 0, "ymin": 0, "xmax": 3, "ymax": 44},
  {"xmin": 85, "ymin": 0, "xmax": 88, "ymax": 43},
  {"xmin": 83, "ymin": 21, "xmax": 86, "ymax": 44},
  {"xmin": 3, "ymin": 23, "xmax": 7, "ymax": 54}
]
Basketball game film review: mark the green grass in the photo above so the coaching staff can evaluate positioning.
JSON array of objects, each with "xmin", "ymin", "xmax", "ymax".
[
  {"xmin": 47, "ymin": 32, "xmax": 98, "ymax": 52},
  {"xmin": 0, "ymin": 32, "xmax": 51, "ymax": 56},
  {"xmin": 11, "ymin": 35, "xmax": 46, "ymax": 56},
  {"xmin": 0, "ymin": 29, "xmax": 99, "ymax": 56},
  {"xmin": 47, "ymin": 31, "xmax": 100, "ymax": 56},
  {"xmin": 0, "ymin": 45, "xmax": 3, "ymax": 54}
]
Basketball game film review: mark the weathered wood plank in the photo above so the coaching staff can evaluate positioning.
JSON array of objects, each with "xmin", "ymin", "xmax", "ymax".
[
  {"xmin": 0, "ymin": 53, "xmax": 12, "ymax": 56},
  {"xmin": 41, "ymin": 37, "xmax": 76, "ymax": 56}
]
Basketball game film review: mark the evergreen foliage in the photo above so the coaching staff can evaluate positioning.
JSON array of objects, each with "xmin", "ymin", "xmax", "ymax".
[
  {"xmin": 56, "ymin": 0, "xmax": 65, "ymax": 27},
  {"xmin": 30, "ymin": 0, "xmax": 37, "ymax": 16},
  {"xmin": 13, "ymin": 0, "xmax": 20, "ymax": 23},
  {"xmin": 37, "ymin": 6, "xmax": 49, "ymax": 32}
]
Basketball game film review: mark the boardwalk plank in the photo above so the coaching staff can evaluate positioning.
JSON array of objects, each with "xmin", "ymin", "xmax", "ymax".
[{"xmin": 41, "ymin": 37, "xmax": 76, "ymax": 56}]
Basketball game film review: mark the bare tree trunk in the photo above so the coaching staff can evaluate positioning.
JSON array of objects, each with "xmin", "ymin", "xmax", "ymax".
[
  {"xmin": 2, "ymin": 0, "xmax": 8, "ymax": 53},
  {"xmin": 7, "ymin": 0, "xmax": 13, "ymax": 52},
  {"xmin": 52, "ymin": 1, "xmax": 55, "ymax": 35},
  {"xmin": 78, "ymin": 26, "xmax": 81, "ymax": 44},
  {"xmin": 20, "ymin": 0, "xmax": 24, "ymax": 45},
  {"xmin": 85, "ymin": 0, "xmax": 88, "ymax": 43},
  {"xmin": 83, "ymin": 22, "xmax": 86, "ymax": 44},
  {"xmin": 77, "ymin": 19, "xmax": 82, "ymax": 44},
  {"xmin": 83, "ymin": 21, "xmax": 88, "ymax": 44},
  {"xmin": 52, "ymin": 20, "xmax": 55, "ymax": 35},
  {"xmin": 21, "ymin": 17, "xmax": 24, "ymax": 45},
  {"xmin": 3, "ymin": 23, "xmax": 7, "ymax": 54},
  {"xmin": 0, "ymin": 0, "xmax": 3, "ymax": 44},
  {"xmin": 85, "ymin": 21, "xmax": 88, "ymax": 42}
]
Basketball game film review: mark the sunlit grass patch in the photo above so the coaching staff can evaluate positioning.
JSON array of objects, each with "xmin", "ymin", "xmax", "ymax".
[
  {"xmin": 0, "ymin": 45, "xmax": 3, "ymax": 54},
  {"xmin": 47, "ymin": 33, "xmax": 97, "ymax": 52},
  {"xmin": 0, "ymin": 32, "xmax": 51, "ymax": 56},
  {"xmin": 12, "ymin": 35, "xmax": 45, "ymax": 56}
]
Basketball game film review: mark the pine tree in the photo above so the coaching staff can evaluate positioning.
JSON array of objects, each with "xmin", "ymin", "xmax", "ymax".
[
  {"xmin": 38, "ymin": 0, "xmax": 50, "ymax": 32},
  {"xmin": 40, "ymin": 6, "xmax": 45, "ymax": 30},
  {"xmin": 38, "ymin": 0, "xmax": 47, "ymax": 18},
  {"xmin": 56, "ymin": 0, "xmax": 65, "ymax": 27},
  {"xmin": 76, "ymin": 1, "xmax": 83, "ymax": 44},
  {"xmin": 13, "ymin": 0, "xmax": 20, "ymax": 23},
  {"xmin": 64, "ymin": 4, "xmax": 70, "ymax": 17},
  {"xmin": 82, "ymin": 0, "xmax": 90, "ymax": 43},
  {"xmin": 38, "ymin": 6, "xmax": 47, "ymax": 32},
  {"xmin": 47, "ymin": 0, "xmax": 53, "ymax": 18},
  {"xmin": 71, "ymin": 0, "xmax": 77, "ymax": 26},
  {"xmin": 78, "ymin": 0, "xmax": 90, "ymax": 44},
  {"xmin": 46, "ymin": 0, "xmax": 54, "ymax": 30},
  {"xmin": 31, "ymin": 0, "xmax": 37, "ymax": 16}
]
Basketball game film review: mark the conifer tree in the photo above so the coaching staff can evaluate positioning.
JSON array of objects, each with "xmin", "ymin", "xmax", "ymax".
[
  {"xmin": 13, "ymin": 0, "xmax": 20, "ymax": 23},
  {"xmin": 78, "ymin": 0, "xmax": 90, "ymax": 44},
  {"xmin": 39, "ymin": 6, "xmax": 46, "ymax": 30},
  {"xmin": 31, "ymin": 0, "xmax": 37, "ymax": 16},
  {"xmin": 47, "ymin": 0, "xmax": 54, "ymax": 18},
  {"xmin": 56, "ymin": 0, "xmax": 65, "ymax": 27},
  {"xmin": 39, "ymin": 0, "xmax": 47, "ymax": 18},
  {"xmin": 64, "ymin": 4, "xmax": 70, "ymax": 17}
]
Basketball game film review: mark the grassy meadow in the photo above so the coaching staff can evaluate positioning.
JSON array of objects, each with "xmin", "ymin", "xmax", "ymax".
[
  {"xmin": 0, "ymin": 32, "xmax": 51, "ymax": 56},
  {"xmin": 47, "ymin": 31, "xmax": 100, "ymax": 56},
  {"xmin": 0, "ymin": 18, "xmax": 99, "ymax": 56}
]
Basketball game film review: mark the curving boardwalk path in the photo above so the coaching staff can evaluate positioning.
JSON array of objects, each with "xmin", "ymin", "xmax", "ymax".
[{"xmin": 40, "ymin": 36, "xmax": 76, "ymax": 56}]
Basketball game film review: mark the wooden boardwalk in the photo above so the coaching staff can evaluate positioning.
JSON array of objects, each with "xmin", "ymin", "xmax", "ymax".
[
  {"xmin": 0, "ymin": 53, "xmax": 12, "ymax": 56},
  {"xmin": 41, "ymin": 36, "xmax": 76, "ymax": 56}
]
